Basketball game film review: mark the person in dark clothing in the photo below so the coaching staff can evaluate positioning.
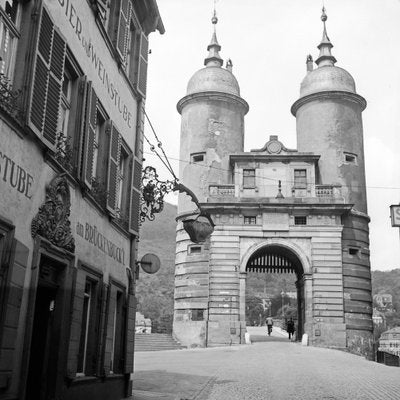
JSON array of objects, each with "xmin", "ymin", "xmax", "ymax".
[
  {"xmin": 266, "ymin": 316, "xmax": 273, "ymax": 336},
  {"xmin": 287, "ymin": 317, "xmax": 295, "ymax": 340}
]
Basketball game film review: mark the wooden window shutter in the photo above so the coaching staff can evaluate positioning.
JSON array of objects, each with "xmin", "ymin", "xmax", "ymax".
[
  {"xmin": 116, "ymin": 0, "xmax": 131, "ymax": 62},
  {"xmin": 136, "ymin": 32, "xmax": 148, "ymax": 97},
  {"xmin": 106, "ymin": 123, "xmax": 121, "ymax": 212},
  {"xmin": 129, "ymin": 159, "xmax": 142, "ymax": 234},
  {"xmin": 81, "ymin": 82, "xmax": 98, "ymax": 190},
  {"xmin": 95, "ymin": 0, "xmax": 108, "ymax": 22},
  {"xmin": 124, "ymin": 293, "xmax": 136, "ymax": 373},
  {"xmin": 29, "ymin": 7, "xmax": 66, "ymax": 148}
]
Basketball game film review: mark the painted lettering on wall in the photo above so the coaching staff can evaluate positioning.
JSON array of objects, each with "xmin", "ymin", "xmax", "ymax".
[
  {"xmin": 0, "ymin": 150, "xmax": 34, "ymax": 199},
  {"xmin": 76, "ymin": 221, "xmax": 125, "ymax": 265},
  {"xmin": 56, "ymin": 0, "xmax": 133, "ymax": 129}
]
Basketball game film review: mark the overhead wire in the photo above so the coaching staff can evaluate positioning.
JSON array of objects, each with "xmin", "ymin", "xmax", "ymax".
[{"xmin": 142, "ymin": 149, "xmax": 400, "ymax": 192}]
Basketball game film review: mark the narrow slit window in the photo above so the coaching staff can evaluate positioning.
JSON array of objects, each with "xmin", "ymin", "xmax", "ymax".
[
  {"xmin": 191, "ymin": 153, "xmax": 205, "ymax": 163},
  {"xmin": 344, "ymin": 153, "xmax": 357, "ymax": 164},
  {"xmin": 188, "ymin": 245, "xmax": 202, "ymax": 255},
  {"xmin": 349, "ymin": 248, "xmax": 359, "ymax": 255}
]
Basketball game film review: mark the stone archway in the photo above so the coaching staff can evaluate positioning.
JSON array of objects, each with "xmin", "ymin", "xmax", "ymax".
[{"xmin": 240, "ymin": 240, "xmax": 312, "ymax": 341}]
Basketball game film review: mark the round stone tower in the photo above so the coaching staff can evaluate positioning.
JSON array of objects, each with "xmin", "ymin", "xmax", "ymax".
[
  {"xmin": 173, "ymin": 12, "xmax": 248, "ymax": 347},
  {"xmin": 176, "ymin": 11, "xmax": 249, "ymax": 215},
  {"xmin": 291, "ymin": 8, "xmax": 373, "ymax": 355}
]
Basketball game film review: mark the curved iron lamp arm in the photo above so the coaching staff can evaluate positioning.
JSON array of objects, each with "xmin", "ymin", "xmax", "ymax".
[{"xmin": 140, "ymin": 166, "xmax": 214, "ymax": 242}]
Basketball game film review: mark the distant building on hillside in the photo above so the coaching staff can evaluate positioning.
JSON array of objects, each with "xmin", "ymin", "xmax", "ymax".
[
  {"xmin": 379, "ymin": 327, "xmax": 400, "ymax": 356},
  {"xmin": 374, "ymin": 294, "xmax": 393, "ymax": 311},
  {"xmin": 136, "ymin": 312, "xmax": 152, "ymax": 333},
  {"xmin": 372, "ymin": 308, "xmax": 385, "ymax": 326}
]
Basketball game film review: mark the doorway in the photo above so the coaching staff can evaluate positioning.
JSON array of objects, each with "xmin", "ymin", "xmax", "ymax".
[
  {"xmin": 244, "ymin": 244, "xmax": 305, "ymax": 342},
  {"xmin": 25, "ymin": 259, "xmax": 63, "ymax": 400}
]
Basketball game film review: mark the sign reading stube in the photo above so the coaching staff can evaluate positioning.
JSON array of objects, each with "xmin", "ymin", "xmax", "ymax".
[
  {"xmin": 390, "ymin": 205, "xmax": 400, "ymax": 227},
  {"xmin": 0, "ymin": 150, "xmax": 34, "ymax": 199}
]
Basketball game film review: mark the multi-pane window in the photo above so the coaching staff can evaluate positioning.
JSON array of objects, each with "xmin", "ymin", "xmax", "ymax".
[
  {"xmin": 294, "ymin": 216, "xmax": 307, "ymax": 225},
  {"xmin": 244, "ymin": 216, "xmax": 257, "ymax": 225},
  {"xmin": 243, "ymin": 169, "xmax": 256, "ymax": 188},
  {"xmin": 0, "ymin": 0, "xmax": 20, "ymax": 81},
  {"xmin": 294, "ymin": 169, "xmax": 307, "ymax": 188}
]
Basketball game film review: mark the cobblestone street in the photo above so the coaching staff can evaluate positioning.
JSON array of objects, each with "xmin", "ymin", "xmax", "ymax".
[{"xmin": 133, "ymin": 328, "xmax": 400, "ymax": 400}]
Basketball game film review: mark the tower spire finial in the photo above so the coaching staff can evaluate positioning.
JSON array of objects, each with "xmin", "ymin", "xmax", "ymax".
[
  {"xmin": 315, "ymin": 6, "xmax": 337, "ymax": 67},
  {"xmin": 204, "ymin": 1, "xmax": 223, "ymax": 67}
]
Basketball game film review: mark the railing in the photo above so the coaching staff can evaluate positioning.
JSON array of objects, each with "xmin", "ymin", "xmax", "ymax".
[
  {"xmin": 0, "ymin": 73, "xmax": 21, "ymax": 120},
  {"xmin": 209, "ymin": 183, "xmax": 342, "ymax": 200},
  {"xmin": 315, "ymin": 184, "xmax": 342, "ymax": 199},
  {"xmin": 209, "ymin": 184, "xmax": 235, "ymax": 197}
]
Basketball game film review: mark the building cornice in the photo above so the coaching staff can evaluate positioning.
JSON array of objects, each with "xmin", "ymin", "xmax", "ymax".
[
  {"xmin": 177, "ymin": 91, "xmax": 249, "ymax": 115},
  {"xmin": 291, "ymin": 90, "xmax": 367, "ymax": 116},
  {"xmin": 230, "ymin": 153, "xmax": 320, "ymax": 165}
]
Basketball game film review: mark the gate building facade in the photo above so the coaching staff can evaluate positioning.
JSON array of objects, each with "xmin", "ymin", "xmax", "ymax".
[{"xmin": 173, "ymin": 9, "xmax": 373, "ymax": 356}]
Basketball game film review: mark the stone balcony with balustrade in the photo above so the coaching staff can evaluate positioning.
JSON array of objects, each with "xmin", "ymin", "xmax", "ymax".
[{"xmin": 208, "ymin": 183, "xmax": 345, "ymax": 204}]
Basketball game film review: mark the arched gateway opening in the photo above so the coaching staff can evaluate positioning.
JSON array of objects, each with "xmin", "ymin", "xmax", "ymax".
[{"xmin": 244, "ymin": 244, "xmax": 306, "ymax": 340}]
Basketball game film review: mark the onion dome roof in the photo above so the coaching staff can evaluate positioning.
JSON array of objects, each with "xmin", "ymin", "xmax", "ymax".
[
  {"xmin": 299, "ymin": 7, "xmax": 357, "ymax": 97},
  {"xmin": 185, "ymin": 9, "xmax": 241, "ymax": 97}
]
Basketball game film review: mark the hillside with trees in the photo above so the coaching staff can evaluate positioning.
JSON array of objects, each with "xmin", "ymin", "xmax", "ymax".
[{"xmin": 136, "ymin": 202, "xmax": 177, "ymax": 332}]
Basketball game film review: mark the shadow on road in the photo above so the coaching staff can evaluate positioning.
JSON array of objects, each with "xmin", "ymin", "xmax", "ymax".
[{"xmin": 132, "ymin": 370, "xmax": 214, "ymax": 400}]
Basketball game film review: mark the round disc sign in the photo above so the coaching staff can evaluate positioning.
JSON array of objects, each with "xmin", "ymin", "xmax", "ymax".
[{"xmin": 140, "ymin": 253, "xmax": 161, "ymax": 274}]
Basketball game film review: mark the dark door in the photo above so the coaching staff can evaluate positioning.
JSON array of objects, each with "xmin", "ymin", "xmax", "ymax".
[{"xmin": 26, "ymin": 280, "xmax": 58, "ymax": 400}]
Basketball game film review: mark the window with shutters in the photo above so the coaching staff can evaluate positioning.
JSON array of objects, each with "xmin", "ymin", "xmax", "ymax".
[
  {"xmin": 112, "ymin": 0, "xmax": 148, "ymax": 97},
  {"xmin": 0, "ymin": 0, "xmax": 20, "ymax": 82},
  {"xmin": 55, "ymin": 56, "xmax": 81, "ymax": 174},
  {"xmin": 77, "ymin": 277, "xmax": 101, "ymax": 376},
  {"xmin": 28, "ymin": 6, "xmax": 67, "ymax": 149}
]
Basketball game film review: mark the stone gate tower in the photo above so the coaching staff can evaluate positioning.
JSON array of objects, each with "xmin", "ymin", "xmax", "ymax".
[
  {"xmin": 291, "ymin": 8, "xmax": 372, "ymax": 352},
  {"xmin": 173, "ymin": 9, "xmax": 373, "ymax": 356}
]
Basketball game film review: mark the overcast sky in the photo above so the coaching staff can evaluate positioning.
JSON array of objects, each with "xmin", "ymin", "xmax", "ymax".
[{"xmin": 144, "ymin": 0, "xmax": 400, "ymax": 271}]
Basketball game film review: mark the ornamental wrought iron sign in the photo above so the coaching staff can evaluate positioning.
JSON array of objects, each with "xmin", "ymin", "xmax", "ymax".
[{"xmin": 140, "ymin": 166, "xmax": 214, "ymax": 243}]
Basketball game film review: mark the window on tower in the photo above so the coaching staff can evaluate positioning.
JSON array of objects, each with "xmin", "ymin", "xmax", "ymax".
[
  {"xmin": 344, "ymin": 152, "xmax": 357, "ymax": 165},
  {"xmin": 191, "ymin": 152, "xmax": 205, "ymax": 163}
]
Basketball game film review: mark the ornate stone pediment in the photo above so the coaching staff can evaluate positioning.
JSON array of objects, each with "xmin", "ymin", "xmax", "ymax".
[{"xmin": 31, "ymin": 174, "xmax": 75, "ymax": 252}]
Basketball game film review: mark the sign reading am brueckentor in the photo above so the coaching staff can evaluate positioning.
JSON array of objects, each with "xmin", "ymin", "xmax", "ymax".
[{"xmin": 76, "ymin": 221, "xmax": 125, "ymax": 265}]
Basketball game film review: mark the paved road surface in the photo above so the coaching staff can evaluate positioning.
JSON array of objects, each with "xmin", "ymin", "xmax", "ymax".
[{"xmin": 132, "ymin": 327, "xmax": 400, "ymax": 400}]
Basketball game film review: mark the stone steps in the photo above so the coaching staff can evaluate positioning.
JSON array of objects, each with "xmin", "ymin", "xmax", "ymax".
[{"xmin": 135, "ymin": 333, "xmax": 185, "ymax": 352}]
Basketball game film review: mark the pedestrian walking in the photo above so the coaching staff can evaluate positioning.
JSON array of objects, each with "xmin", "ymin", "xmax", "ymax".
[
  {"xmin": 266, "ymin": 316, "xmax": 273, "ymax": 336},
  {"xmin": 287, "ymin": 317, "xmax": 295, "ymax": 340}
]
